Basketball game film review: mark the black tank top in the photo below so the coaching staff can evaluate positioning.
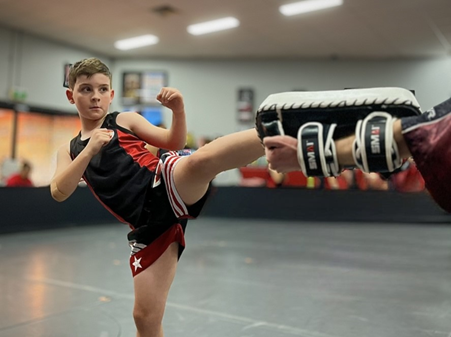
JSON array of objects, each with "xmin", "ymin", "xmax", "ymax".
[{"xmin": 70, "ymin": 112, "xmax": 160, "ymax": 228}]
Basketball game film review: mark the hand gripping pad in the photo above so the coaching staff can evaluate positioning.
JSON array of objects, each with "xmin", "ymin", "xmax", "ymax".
[
  {"xmin": 297, "ymin": 122, "xmax": 340, "ymax": 177},
  {"xmin": 256, "ymin": 87, "xmax": 421, "ymax": 141}
]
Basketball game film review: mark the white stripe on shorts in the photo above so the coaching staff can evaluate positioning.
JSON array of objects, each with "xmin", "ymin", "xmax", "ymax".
[{"xmin": 160, "ymin": 153, "xmax": 189, "ymax": 218}]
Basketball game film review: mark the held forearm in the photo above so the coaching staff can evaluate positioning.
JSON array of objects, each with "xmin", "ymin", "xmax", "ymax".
[
  {"xmin": 393, "ymin": 119, "xmax": 411, "ymax": 158},
  {"xmin": 51, "ymin": 151, "xmax": 93, "ymax": 202},
  {"xmin": 335, "ymin": 119, "xmax": 411, "ymax": 167}
]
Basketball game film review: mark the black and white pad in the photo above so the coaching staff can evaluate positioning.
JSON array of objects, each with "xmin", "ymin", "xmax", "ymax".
[
  {"xmin": 256, "ymin": 87, "xmax": 421, "ymax": 141},
  {"xmin": 297, "ymin": 122, "xmax": 340, "ymax": 177},
  {"xmin": 352, "ymin": 112, "xmax": 401, "ymax": 173}
]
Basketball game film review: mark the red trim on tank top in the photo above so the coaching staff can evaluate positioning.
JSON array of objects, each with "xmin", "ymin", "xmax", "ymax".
[{"xmin": 116, "ymin": 129, "xmax": 159, "ymax": 170}]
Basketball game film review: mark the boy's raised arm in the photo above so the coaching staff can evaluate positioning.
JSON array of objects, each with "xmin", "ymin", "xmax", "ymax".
[
  {"xmin": 158, "ymin": 87, "xmax": 187, "ymax": 150},
  {"xmin": 125, "ymin": 87, "xmax": 188, "ymax": 151}
]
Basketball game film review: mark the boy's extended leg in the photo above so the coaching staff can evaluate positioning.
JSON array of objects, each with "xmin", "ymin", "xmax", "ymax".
[
  {"xmin": 133, "ymin": 242, "xmax": 179, "ymax": 337},
  {"xmin": 172, "ymin": 128, "xmax": 264, "ymax": 206}
]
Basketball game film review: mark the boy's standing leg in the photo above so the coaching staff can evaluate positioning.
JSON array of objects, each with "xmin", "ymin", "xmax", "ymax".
[{"xmin": 133, "ymin": 243, "xmax": 179, "ymax": 337}]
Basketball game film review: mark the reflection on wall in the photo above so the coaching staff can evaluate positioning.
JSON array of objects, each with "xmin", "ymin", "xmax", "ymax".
[
  {"xmin": 10, "ymin": 111, "xmax": 80, "ymax": 187},
  {"xmin": 17, "ymin": 113, "xmax": 53, "ymax": 187},
  {"xmin": 0, "ymin": 109, "xmax": 13, "ymax": 164},
  {"xmin": 49, "ymin": 115, "xmax": 82, "ymax": 185}
]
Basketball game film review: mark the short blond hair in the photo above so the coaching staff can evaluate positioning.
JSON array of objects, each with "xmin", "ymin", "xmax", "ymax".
[{"xmin": 68, "ymin": 58, "xmax": 112, "ymax": 89}]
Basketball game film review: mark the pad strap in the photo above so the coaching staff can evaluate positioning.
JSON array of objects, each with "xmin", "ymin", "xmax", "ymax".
[
  {"xmin": 297, "ymin": 122, "xmax": 340, "ymax": 177},
  {"xmin": 260, "ymin": 107, "xmax": 285, "ymax": 137},
  {"xmin": 352, "ymin": 112, "xmax": 401, "ymax": 173},
  {"xmin": 260, "ymin": 120, "xmax": 285, "ymax": 137}
]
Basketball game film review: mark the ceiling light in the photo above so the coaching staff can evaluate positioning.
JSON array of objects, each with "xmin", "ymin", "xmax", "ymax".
[
  {"xmin": 280, "ymin": 0, "xmax": 343, "ymax": 16},
  {"xmin": 187, "ymin": 17, "xmax": 239, "ymax": 36},
  {"xmin": 114, "ymin": 34, "xmax": 159, "ymax": 50}
]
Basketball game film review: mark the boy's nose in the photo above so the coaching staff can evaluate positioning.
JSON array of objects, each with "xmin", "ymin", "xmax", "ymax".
[{"xmin": 91, "ymin": 91, "xmax": 101, "ymax": 100}]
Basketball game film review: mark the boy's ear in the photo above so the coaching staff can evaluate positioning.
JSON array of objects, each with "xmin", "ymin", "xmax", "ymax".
[
  {"xmin": 110, "ymin": 89, "xmax": 115, "ymax": 103},
  {"xmin": 66, "ymin": 89, "xmax": 74, "ymax": 104}
]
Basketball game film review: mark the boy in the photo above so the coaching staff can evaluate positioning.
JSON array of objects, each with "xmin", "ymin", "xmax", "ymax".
[{"xmin": 50, "ymin": 57, "xmax": 265, "ymax": 337}]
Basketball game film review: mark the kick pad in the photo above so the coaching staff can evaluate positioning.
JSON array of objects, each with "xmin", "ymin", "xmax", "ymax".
[{"xmin": 256, "ymin": 87, "xmax": 422, "ymax": 140}]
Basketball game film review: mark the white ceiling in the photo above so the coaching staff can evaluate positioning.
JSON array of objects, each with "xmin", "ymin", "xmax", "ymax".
[{"xmin": 1, "ymin": 0, "xmax": 450, "ymax": 60}]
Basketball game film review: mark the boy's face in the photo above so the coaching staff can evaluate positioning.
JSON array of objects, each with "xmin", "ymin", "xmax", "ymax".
[{"xmin": 66, "ymin": 73, "xmax": 114, "ymax": 120}]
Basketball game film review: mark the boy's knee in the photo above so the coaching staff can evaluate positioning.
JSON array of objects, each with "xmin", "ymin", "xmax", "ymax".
[
  {"xmin": 185, "ymin": 150, "xmax": 216, "ymax": 175},
  {"xmin": 133, "ymin": 307, "xmax": 163, "ymax": 335}
]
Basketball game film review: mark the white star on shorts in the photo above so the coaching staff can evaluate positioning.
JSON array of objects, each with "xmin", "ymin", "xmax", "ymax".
[{"xmin": 133, "ymin": 257, "xmax": 142, "ymax": 272}]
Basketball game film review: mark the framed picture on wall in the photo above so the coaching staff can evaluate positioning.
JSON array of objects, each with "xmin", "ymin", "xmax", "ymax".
[
  {"xmin": 63, "ymin": 63, "xmax": 72, "ymax": 88},
  {"xmin": 140, "ymin": 71, "xmax": 167, "ymax": 105},
  {"xmin": 237, "ymin": 88, "xmax": 254, "ymax": 123},
  {"xmin": 122, "ymin": 71, "xmax": 168, "ymax": 106},
  {"xmin": 122, "ymin": 72, "xmax": 142, "ymax": 106}
]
